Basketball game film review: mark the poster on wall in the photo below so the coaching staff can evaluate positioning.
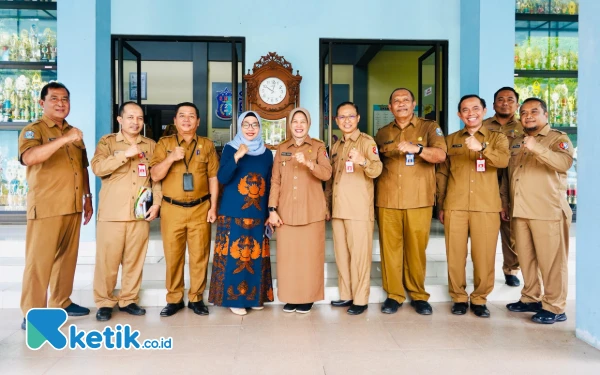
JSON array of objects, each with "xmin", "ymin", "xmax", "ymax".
[
  {"xmin": 129, "ymin": 72, "xmax": 147, "ymax": 100},
  {"xmin": 212, "ymin": 82, "xmax": 243, "ymax": 129}
]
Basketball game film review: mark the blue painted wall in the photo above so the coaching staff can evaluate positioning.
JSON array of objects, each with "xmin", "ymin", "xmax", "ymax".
[
  {"xmin": 576, "ymin": 0, "xmax": 600, "ymax": 350},
  {"xmin": 57, "ymin": 0, "xmax": 111, "ymax": 241},
  {"xmin": 111, "ymin": 0, "xmax": 463, "ymax": 133}
]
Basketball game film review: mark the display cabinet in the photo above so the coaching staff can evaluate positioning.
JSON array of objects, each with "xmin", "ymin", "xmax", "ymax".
[
  {"xmin": 0, "ymin": 0, "xmax": 57, "ymax": 223},
  {"xmin": 514, "ymin": 0, "xmax": 578, "ymax": 218}
]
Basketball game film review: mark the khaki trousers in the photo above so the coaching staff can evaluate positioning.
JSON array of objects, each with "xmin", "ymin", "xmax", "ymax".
[
  {"xmin": 332, "ymin": 219, "xmax": 373, "ymax": 306},
  {"xmin": 93, "ymin": 220, "xmax": 150, "ymax": 308},
  {"xmin": 378, "ymin": 206, "xmax": 432, "ymax": 303},
  {"xmin": 161, "ymin": 200, "xmax": 211, "ymax": 304},
  {"xmin": 444, "ymin": 210, "xmax": 500, "ymax": 304},
  {"xmin": 513, "ymin": 217, "xmax": 570, "ymax": 314},
  {"xmin": 20, "ymin": 213, "xmax": 82, "ymax": 316},
  {"xmin": 500, "ymin": 219, "xmax": 520, "ymax": 275}
]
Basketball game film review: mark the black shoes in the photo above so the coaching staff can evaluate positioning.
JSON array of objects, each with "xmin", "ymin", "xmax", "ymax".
[
  {"xmin": 119, "ymin": 303, "xmax": 146, "ymax": 316},
  {"xmin": 96, "ymin": 307, "xmax": 113, "ymax": 321},
  {"xmin": 160, "ymin": 301, "xmax": 185, "ymax": 317},
  {"xmin": 451, "ymin": 302, "xmax": 468, "ymax": 315},
  {"xmin": 506, "ymin": 301, "xmax": 542, "ymax": 313},
  {"xmin": 505, "ymin": 274, "xmax": 521, "ymax": 287},
  {"xmin": 296, "ymin": 303, "xmax": 313, "ymax": 314},
  {"xmin": 532, "ymin": 309, "xmax": 567, "ymax": 324},
  {"xmin": 188, "ymin": 300, "xmax": 209, "ymax": 315},
  {"xmin": 381, "ymin": 298, "xmax": 402, "ymax": 314},
  {"xmin": 331, "ymin": 300, "xmax": 353, "ymax": 307},
  {"xmin": 283, "ymin": 303, "xmax": 297, "ymax": 313},
  {"xmin": 65, "ymin": 303, "xmax": 91, "ymax": 316},
  {"xmin": 347, "ymin": 304, "xmax": 368, "ymax": 315},
  {"xmin": 411, "ymin": 300, "xmax": 433, "ymax": 315},
  {"xmin": 470, "ymin": 304, "xmax": 490, "ymax": 318}
]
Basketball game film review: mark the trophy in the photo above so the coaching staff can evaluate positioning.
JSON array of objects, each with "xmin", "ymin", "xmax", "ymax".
[
  {"xmin": 3, "ymin": 77, "xmax": 13, "ymax": 122},
  {"xmin": 15, "ymin": 75, "xmax": 28, "ymax": 122},
  {"xmin": 8, "ymin": 33, "xmax": 18, "ymax": 61},
  {"xmin": 550, "ymin": 92, "xmax": 560, "ymax": 126}
]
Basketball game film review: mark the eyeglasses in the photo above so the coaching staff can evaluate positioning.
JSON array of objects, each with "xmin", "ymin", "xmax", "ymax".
[
  {"xmin": 241, "ymin": 122, "xmax": 260, "ymax": 129},
  {"xmin": 336, "ymin": 115, "xmax": 357, "ymax": 121}
]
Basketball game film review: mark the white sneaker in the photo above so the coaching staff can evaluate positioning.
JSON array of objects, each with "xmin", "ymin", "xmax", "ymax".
[
  {"xmin": 230, "ymin": 307, "xmax": 247, "ymax": 316},
  {"xmin": 251, "ymin": 306, "xmax": 264, "ymax": 310}
]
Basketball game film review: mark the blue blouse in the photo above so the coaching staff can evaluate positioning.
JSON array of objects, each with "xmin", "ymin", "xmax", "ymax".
[{"xmin": 217, "ymin": 145, "xmax": 273, "ymax": 219}]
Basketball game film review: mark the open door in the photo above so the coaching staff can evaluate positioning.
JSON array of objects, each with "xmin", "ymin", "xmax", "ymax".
[
  {"xmin": 418, "ymin": 45, "xmax": 439, "ymax": 124},
  {"xmin": 114, "ymin": 39, "xmax": 142, "ymax": 133}
]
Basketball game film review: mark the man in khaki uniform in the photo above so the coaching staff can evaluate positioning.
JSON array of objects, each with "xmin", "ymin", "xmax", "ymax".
[
  {"xmin": 504, "ymin": 98, "xmax": 573, "ymax": 324},
  {"xmin": 482, "ymin": 86, "xmax": 524, "ymax": 287},
  {"xmin": 18, "ymin": 82, "xmax": 94, "ymax": 330},
  {"xmin": 91, "ymin": 102, "xmax": 162, "ymax": 321},
  {"xmin": 375, "ymin": 88, "xmax": 447, "ymax": 315},
  {"xmin": 436, "ymin": 95, "xmax": 509, "ymax": 318},
  {"xmin": 150, "ymin": 102, "xmax": 219, "ymax": 317},
  {"xmin": 325, "ymin": 102, "xmax": 382, "ymax": 315}
]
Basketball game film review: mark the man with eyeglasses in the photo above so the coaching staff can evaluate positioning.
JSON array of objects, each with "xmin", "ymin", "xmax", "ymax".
[
  {"xmin": 18, "ymin": 82, "xmax": 94, "ymax": 330},
  {"xmin": 325, "ymin": 102, "xmax": 382, "ymax": 315},
  {"xmin": 374, "ymin": 88, "xmax": 447, "ymax": 315},
  {"xmin": 482, "ymin": 87, "xmax": 524, "ymax": 288},
  {"xmin": 150, "ymin": 102, "xmax": 219, "ymax": 317}
]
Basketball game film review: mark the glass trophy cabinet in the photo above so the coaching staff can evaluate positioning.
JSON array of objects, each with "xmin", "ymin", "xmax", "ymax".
[
  {"xmin": 514, "ymin": 0, "xmax": 578, "ymax": 220},
  {"xmin": 0, "ymin": 0, "xmax": 57, "ymax": 223}
]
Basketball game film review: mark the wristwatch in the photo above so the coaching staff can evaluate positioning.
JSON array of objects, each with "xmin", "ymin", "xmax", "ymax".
[
  {"xmin": 416, "ymin": 144, "xmax": 424, "ymax": 155},
  {"xmin": 268, "ymin": 206, "xmax": 277, "ymax": 212}
]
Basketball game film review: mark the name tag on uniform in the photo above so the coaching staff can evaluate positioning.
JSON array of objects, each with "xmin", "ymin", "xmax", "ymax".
[
  {"xmin": 281, "ymin": 152, "xmax": 292, "ymax": 156},
  {"xmin": 138, "ymin": 164, "xmax": 147, "ymax": 177},
  {"xmin": 452, "ymin": 144, "xmax": 462, "ymax": 148},
  {"xmin": 345, "ymin": 160, "xmax": 354, "ymax": 173},
  {"xmin": 384, "ymin": 140, "xmax": 394, "ymax": 145},
  {"xmin": 406, "ymin": 153, "xmax": 415, "ymax": 166},
  {"xmin": 476, "ymin": 158, "xmax": 486, "ymax": 172}
]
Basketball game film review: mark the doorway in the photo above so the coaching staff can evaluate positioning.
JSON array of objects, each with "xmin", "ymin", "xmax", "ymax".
[
  {"xmin": 111, "ymin": 36, "xmax": 245, "ymax": 147},
  {"xmin": 319, "ymin": 39, "xmax": 448, "ymax": 148}
]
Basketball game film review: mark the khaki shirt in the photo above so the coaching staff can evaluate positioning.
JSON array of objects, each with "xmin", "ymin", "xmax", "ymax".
[
  {"xmin": 436, "ymin": 126, "xmax": 509, "ymax": 212},
  {"xmin": 374, "ymin": 116, "xmax": 447, "ymax": 209},
  {"xmin": 18, "ymin": 116, "xmax": 88, "ymax": 219},
  {"xmin": 505, "ymin": 124, "xmax": 573, "ymax": 221},
  {"xmin": 483, "ymin": 115, "xmax": 523, "ymax": 141},
  {"xmin": 149, "ymin": 134, "xmax": 219, "ymax": 201},
  {"xmin": 325, "ymin": 129, "xmax": 382, "ymax": 221},
  {"xmin": 91, "ymin": 132, "xmax": 162, "ymax": 222},
  {"xmin": 269, "ymin": 136, "xmax": 332, "ymax": 226}
]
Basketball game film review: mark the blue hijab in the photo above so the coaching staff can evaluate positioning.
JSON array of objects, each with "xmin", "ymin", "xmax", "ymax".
[{"xmin": 226, "ymin": 110, "xmax": 267, "ymax": 156}]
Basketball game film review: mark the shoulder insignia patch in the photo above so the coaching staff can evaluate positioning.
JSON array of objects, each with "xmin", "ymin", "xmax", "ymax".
[
  {"xmin": 372, "ymin": 144, "xmax": 378, "ymax": 155},
  {"xmin": 435, "ymin": 128, "xmax": 443, "ymax": 136},
  {"xmin": 24, "ymin": 131, "xmax": 34, "ymax": 139},
  {"xmin": 559, "ymin": 142, "xmax": 569, "ymax": 150}
]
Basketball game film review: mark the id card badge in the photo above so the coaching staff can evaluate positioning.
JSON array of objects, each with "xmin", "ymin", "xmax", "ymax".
[
  {"xmin": 345, "ymin": 160, "xmax": 354, "ymax": 173},
  {"xmin": 476, "ymin": 158, "xmax": 486, "ymax": 172},
  {"xmin": 183, "ymin": 173, "xmax": 194, "ymax": 191},
  {"xmin": 406, "ymin": 153, "xmax": 415, "ymax": 166},
  {"xmin": 137, "ymin": 164, "xmax": 147, "ymax": 177}
]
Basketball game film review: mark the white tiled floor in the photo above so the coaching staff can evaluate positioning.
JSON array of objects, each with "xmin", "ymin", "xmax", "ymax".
[{"xmin": 0, "ymin": 302, "xmax": 598, "ymax": 375}]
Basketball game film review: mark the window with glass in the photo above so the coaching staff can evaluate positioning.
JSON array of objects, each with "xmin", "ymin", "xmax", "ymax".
[
  {"xmin": 0, "ymin": 0, "xmax": 57, "ymax": 223},
  {"xmin": 514, "ymin": 0, "xmax": 578, "ymax": 218}
]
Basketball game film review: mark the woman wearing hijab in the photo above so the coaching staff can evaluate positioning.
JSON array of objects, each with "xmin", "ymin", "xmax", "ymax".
[
  {"xmin": 268, "ymin": 108, "xmax": 332, "ymax": 313},
  {"xmin": 208, "ymin": 111, "xmax": 274, "ymax": 316}
]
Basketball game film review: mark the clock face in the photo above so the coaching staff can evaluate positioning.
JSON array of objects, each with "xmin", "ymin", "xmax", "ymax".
[{"xmin": 259, "ymin": 77, "xmax": 287, "ymax": 105}]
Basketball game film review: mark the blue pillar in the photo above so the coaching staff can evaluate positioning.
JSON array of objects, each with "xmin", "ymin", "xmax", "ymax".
[
  {"xmin": 57, "ymin": 0, "xmax": 111, "ymax": 241},
  {"xmin": 459, "ymin": 0, "xmax": 514, "ymax": 131},
  {"xmin": 576, "ymin": 0, "xmax": 600, "ymax": 350}
]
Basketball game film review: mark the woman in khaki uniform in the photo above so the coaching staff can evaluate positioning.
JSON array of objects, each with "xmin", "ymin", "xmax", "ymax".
[{"xmin": 268, "ymin": 108, "xmax": 332, "ymax": 313}]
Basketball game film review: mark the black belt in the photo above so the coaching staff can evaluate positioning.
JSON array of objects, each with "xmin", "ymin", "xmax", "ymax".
[{"xmin": 163, "ymin": 194, "xmax": 210, "ymax": 208}]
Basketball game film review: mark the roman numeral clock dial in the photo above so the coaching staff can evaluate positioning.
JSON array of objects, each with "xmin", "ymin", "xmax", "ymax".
[{"xmin": 259, "ymin": 77, "xmax": 286, "ymax": 105}]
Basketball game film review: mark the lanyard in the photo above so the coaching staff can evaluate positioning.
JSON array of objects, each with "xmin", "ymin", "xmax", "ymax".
[{"xmin": 176, "ymin": 135, "xmax": 197, "ymax": 172}]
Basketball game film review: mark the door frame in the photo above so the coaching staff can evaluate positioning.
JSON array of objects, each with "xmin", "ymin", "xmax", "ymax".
[{"xmin": 319, "ymin": 38, "xmax": 449, "ymax": 148}]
